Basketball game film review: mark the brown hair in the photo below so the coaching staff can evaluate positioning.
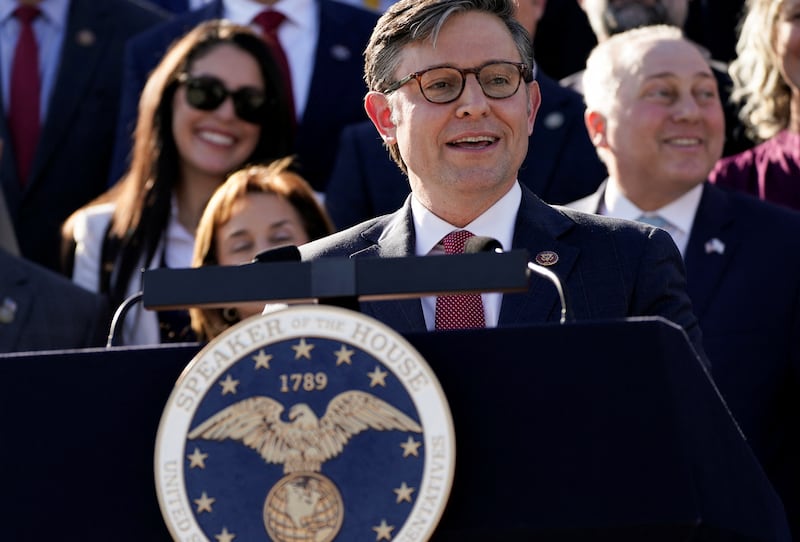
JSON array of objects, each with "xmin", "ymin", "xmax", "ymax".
[
  {"xmin": 190, "ymin": 157, "xmax": 334, "ymax": 340},
  {"xmin": 364, "ymin": 0, "xmax": 533, "ymax": 174}
]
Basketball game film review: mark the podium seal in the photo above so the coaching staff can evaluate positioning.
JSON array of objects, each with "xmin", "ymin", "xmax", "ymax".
[{"xmin": 155, "ymin": 305, "xmax": 455, "ymax": 541}]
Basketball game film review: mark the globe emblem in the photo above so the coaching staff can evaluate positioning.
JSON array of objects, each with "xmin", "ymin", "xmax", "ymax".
[{"xmin": 264, "ymin": 472, "xmax": 344, "ymax": 542}]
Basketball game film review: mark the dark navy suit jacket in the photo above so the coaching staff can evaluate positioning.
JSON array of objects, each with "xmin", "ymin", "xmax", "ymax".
[
  {"xmin": 325, "ymin": 72, "xmax": 607, "ymax": 229},
  {"xmin": 300, "ymin": 184, "xmax": 707, "ymax": 366},
  {"xmin": 569, "ymin": 181, "xmax": 800, "ymax": 537},
  {"xmin": 110, "ymin": 0, "xmax": 379, "ymax": 192},
  {"xmin": 0, "ymin": 0, "xmax": 168, "ymax": 271},
  {"xmin": 0, "ymin": 249, "xmax": 108, "ymax": 353},
  {"xmin": 145, "ymin": 0, "xmax": 191, "ymax": 13}
]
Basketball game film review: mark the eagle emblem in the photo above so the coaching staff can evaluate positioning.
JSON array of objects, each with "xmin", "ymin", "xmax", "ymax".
[
  {"xmin": 154, "ymin": 306, "xmax": 454, "ymax": 542},
  {"xmin": 189, "ymin": 390, "xmax": 422, "ymax": 474},
  {"xmin": 188, "ymin": 390, "xmax": 422, "ymax": 541}
]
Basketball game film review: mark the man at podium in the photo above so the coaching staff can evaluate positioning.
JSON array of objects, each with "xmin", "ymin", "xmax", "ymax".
[{"xmin": 299, "ymin": 0, "xmax": 708, "ymax": 365}]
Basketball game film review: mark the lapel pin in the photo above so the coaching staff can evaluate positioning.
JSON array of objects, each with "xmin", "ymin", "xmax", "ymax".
[
  {"xmin": 330, "ymin": 44, "xmax": 351, "ymax": 62},
  {"xmin": 535, "ymin": 251, "xmax": 559, "ymax": 266},
  {"xmin": 0, "ymin": 297, "xmax": 17, "ymax": 324},
  {"xmin": 76, "ymin": 29, "xmax": 95, "ymax": 47},
  {"xmin": 543, "ymin": 111, "xmax": 565, "ymax": 130},
  {"xmin": 704, "ymin": 238, "xmax": 725, "ymax": 255}
]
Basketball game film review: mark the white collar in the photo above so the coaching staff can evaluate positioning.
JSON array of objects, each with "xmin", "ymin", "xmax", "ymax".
[
  {"xmin": 0, "ymin": 0, "xmax": 69, "ymax": 28},
  {"xmin": 603, "ymin": 178, "xmax": 703, "ymax": 236},
  {"xmin": 224, "ymin": 0, "xmax": 315, "ymax": 28},
  {"xmin": 412, "ymin": 182, "xmax": 521, "ymax": 256}
]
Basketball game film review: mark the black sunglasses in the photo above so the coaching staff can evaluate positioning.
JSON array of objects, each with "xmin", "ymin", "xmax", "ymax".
[{"xmin": 177, "ymin": 73, "xmax": 268, "ymax": 124}]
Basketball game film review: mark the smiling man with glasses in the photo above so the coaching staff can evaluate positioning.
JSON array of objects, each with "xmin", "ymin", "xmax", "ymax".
[{"xmin": 295, "ymin": 0, "xmax": 708, "ymax": 365}]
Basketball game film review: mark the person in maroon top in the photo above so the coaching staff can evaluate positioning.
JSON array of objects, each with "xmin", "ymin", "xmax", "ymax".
[{"xmin": 709, "ymin": 0, "xmax": 800, "ymax": 211}]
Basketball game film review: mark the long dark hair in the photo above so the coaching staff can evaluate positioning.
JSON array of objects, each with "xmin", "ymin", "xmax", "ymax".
[{"xmin": 100, "ymin": 20, "xmax": 295, "ymax": 307}]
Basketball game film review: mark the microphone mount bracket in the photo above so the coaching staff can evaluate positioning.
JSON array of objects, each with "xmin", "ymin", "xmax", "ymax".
[{"xmin": 141, "ymin": 249, "xmax": 531, "ymax": 311}]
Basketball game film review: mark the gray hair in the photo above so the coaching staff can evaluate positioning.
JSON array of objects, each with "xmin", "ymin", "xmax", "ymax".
[
  {"xmin": 729, "ymin": 0, "xmax": 788, "ymax": 142},
  {"xmin": 363, "ymin": 0, "xmax": 533, "ymax": 172}
]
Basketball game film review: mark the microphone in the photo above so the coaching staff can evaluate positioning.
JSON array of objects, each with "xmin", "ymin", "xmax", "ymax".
[
  {"xmin": 465, "ymin": 236, "xmax": 568, "ymax": 324},
  {"xmin": 463, "ymin": 236, "xmax": 504, "ymax": 254},
  {"xmin": 250, "ymin": 245, "xmax": 307, "ymax": 313},
  {"xmin": 106, "ymin": 291, "xmax": 144, "ymax": 347},
  {"xmin": 110, "ymin": 247, "xmax": 302, "ymax": 346},
  {"xmin": 252, "ymin": 244, "xmax": 301, "ymax": 263}
]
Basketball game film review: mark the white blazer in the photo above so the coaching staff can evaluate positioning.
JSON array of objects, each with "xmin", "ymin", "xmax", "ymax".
[
  {"xmin": 71, "ymin": 195, "xmax": 200, "ymax": 345},
  {"xmin": 71, "ymin": 203, "xmax": 161, "ymax": 345}
]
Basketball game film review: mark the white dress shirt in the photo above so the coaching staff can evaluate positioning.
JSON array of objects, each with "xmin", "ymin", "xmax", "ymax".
[
  {"xmin": 412, "ymin": 182, "xmax": 521, "ymax": 330},
  {"xmin": 0, "ymin": 0, "xmax": 68, "ymax": 121},
  {"xmin": 225, "ymin": 0, "xmax": 318, "ymax": 120},
  {"xmin": 600, "ymin": 178, "xmax": 702, "ymax": 258}
]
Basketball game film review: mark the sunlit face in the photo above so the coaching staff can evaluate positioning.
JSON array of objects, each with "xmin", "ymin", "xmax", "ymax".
[
  {"xmin": 215, "ymin": 192, "xmax": 309, "ymax": 318},
  {"xmin": 365, "ymin": 11, "xmax": 539, "ymax": 220},
  {"xmin": 172, "ymin": 44, "xmax": 263, "ymax": 181},
  {"xmin": 216, "ymin": 192, "xmax": 309, "ymax": 265},
  {"xmin": 597, "ymin": 39, "xmax": 724, "ymax": 201},
  {"xmin": 774, "ymin": 0, "xmax": 800, "ymax": 94}
]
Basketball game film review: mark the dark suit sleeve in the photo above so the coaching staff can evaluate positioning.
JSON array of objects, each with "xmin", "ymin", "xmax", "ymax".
[
  {"xmin": 632, "ymin": 228, "xmax": 709, "ymax": 368},
  {"xmin": 325, "ymin": 123, "xmax": 375, "ymax": 229},
  {"xmin": 1, "ymin": 256, "xmax": 112, "ymax": 352},
  {"xmin": 80, "ymin": 293, "xmax": 112, "ymax": 348},
  {"xmin": 538, "ymin": 113, "xmax": 607, "ymax": 204},
  {"xmin": 37, "ymin": 272, "xmax": 111, "ymax": 350},
  {"xmin": 518, "ymin": 73, "xmax": 607, "ymax": 204},
  {"xmin": 325, "ymin": 122, "xmax": 410, "ymax": 229}
]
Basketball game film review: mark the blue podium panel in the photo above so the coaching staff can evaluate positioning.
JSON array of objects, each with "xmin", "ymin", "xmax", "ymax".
[
  {"xmin": 409, "ymin": 319, "xmax": 787, "ymax": 540},
  {"xmin": 0, "ymin": 318, "xmax": 789, "ymax": 541}
]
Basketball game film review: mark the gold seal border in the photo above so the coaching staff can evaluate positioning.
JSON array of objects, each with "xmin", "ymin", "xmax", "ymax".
[{"xmin": 154, "ymin": 305, "xmax": 456, "ymax": 542}]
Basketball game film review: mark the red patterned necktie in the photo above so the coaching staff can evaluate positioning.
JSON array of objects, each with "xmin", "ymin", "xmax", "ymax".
[
  {"xmin": 435, "ymin": 230, "xmax": 486, "ymax": 330},
  {"xmin": 8, "ymin": 5, "xmax": 41, "ymax": 186},
  {"xmin": 252, "ymin": 10, "xmax": 296, "ymax": 121}
]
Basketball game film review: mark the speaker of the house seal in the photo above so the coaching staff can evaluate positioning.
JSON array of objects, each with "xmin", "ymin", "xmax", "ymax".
[{"xmin": 155, "ymin": 304, "xmax": 455, "ymax": 541}]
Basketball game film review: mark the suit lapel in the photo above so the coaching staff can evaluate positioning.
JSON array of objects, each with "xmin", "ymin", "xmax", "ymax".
[
  {"xmin": 354, "ymin": 191, "xmax": 581, "ymax": 329},
  {"xmin": 162, "ymin": 0, "xmax": 190, "ymax": 13},
  {"xmin": 352, "ymin": 200, "xmax": 427, "ymax": 331},
  {"xmin": 0, "ymin": 252, "xmax": 32, "ymax": 352},
  {"xmin": 300, "ymin": 0, "xmax": 370, "ymax": 136},
  {"xmin": 683, "ymin": 184, "xmax": 738, "ymax": 318},
  {"xmin": 571, "ymin": 181, "xmax": 739, "ymax": 319},
  {"xmin": 27, "ymin": 0, "xmax": 106, "ymax": 190},
  {"xmin": 0, "ymin": 108, "xmax": 18, "ymax": 218},
  {"xmin": 567, "ymin": 179, "xmax": 606, "ymax": 214},
  {"xmin": 499, "ymin": 188, "xmax": 579, "ymax": 325}
]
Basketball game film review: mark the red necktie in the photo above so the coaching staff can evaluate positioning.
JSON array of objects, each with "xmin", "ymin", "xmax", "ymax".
[
  {"xmin": 8, "ymin": 5, "xmax": 41, "ymax": 186},
  {"xmin": 253, "ymin": 10, "xmax": 296, "ymax": 121},
  {"xmin": 435, "ymin": 230, "xmax": 487, "ymax": 330}
]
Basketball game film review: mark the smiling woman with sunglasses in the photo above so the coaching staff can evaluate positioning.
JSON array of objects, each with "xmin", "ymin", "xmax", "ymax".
[{"xmin": 62, "ymin": 20, "xmax": 295, "ymax": 346}]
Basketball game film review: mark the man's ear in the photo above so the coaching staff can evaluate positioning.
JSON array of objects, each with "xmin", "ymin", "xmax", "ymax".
[
  {"xmin": 527, "ymin": 81, "xmax": 541, "ymax": 136},
  {"xmin": 365, "ymin": 91, "xmax": 397, "ymax": 144},
  {"xmin": 585, "ymin": 109, "xmax": 608, "ymax": 148}
]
